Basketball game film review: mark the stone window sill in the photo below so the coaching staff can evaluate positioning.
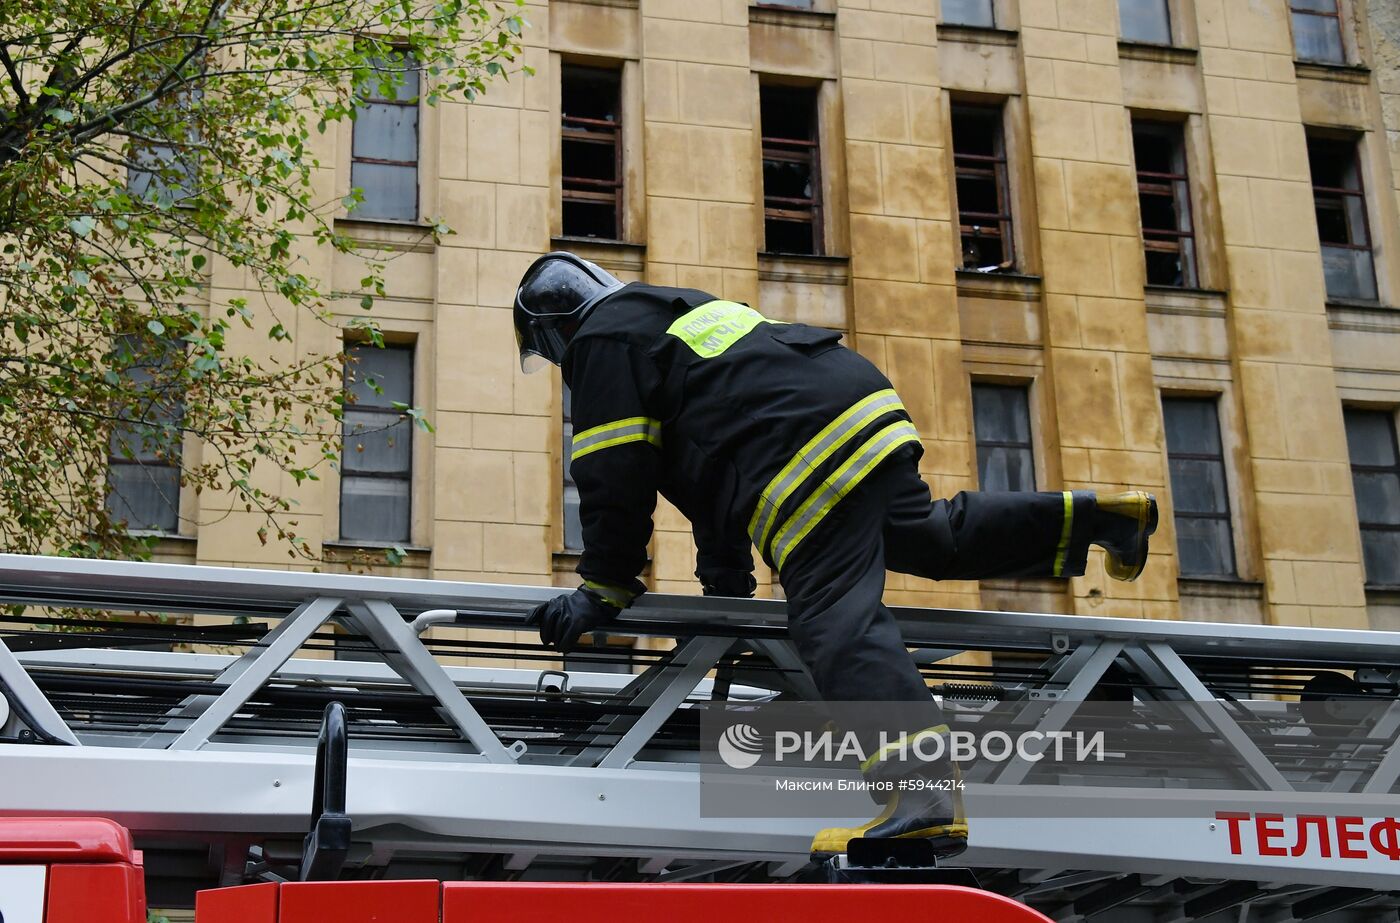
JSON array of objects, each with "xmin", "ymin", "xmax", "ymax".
[
  {"xmin": 323, "ymin": 540, "xmax": 432, "ymax": 565},
  {"xmin": 1117, "ymin": 41, "xmax": 1198, "ymax": 64},
  {"xmin": 937, "ymin": 24, "xmax": 1019, "ymax": 46},
  {"xmin": 124, "ymin": 530, "xmax": 197, "ymax": 542},
  {"xmin": 333, "ymin": 218, "xmax": 437, "ymax": 253},
  {"xmin": 955, "ymin": 269, "xmax": 1042, "ymax": 301},
  {"xmin": 750, "ymin": 4, "xmax": 836, "ymax": 29},
  {"xmin": 1145, "ymin": 286, "xmax": 1229, "ymax": 317},
  {"xmin": 1178, "ymin": 576, "xmax": 1264, "ymax": 599},
  {"xmin": 550, "ymin": 237, "xmax": 646, "ymax": 274},
  {"xmin": 758, "ymin": 252, "xmax": 850, "ymax": 286},
  {"xmin": 1294, "ymin": 60, "xmax": 1371, "ymax": 83},
  {"xmin": 1326, "ymin": 297, "xmax": 1392, "ymax": 311}
]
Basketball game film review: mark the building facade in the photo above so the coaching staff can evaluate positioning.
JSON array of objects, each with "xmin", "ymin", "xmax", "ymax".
[{"xmin": 136, "ymin": 0, "xmax": 1400, "ymax": 653}]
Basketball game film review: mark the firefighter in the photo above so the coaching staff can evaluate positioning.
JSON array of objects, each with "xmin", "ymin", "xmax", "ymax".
[{"xmin": 515, "ymin": 251, "xmax": 1158, "ymax": 854}]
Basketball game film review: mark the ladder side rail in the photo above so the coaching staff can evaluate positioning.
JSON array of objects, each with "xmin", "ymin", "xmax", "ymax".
[
  {"xmin": 348, "ymin": 599, "xmax": 517, "ymax": 765},
  {"xmin": 5, "ymin": 554, "xmax": 1400, "ymax": 665},
  {"xmin": 992, "ymin": 640, "xmax": 1123, "ymax": 787},
  {"xmin": 1142, "ymin": 641, "xmax": 1293, "ymax": 792},
  {"xmin": 141, "ymin": 597, "xmax": 345, "ymax": 747},
  {"xmin": 0, "ymin": 635, "xmax": 81, "ymax": 745},
  {"xmin": 595, "ymin": 636, "xmax": 733, "ymax": 770},
  {"xmin": 167, "ymin": 597, "xmax": 343, "ymax": 750},
  {"xmin": 1326, "ymin": 698, "xmax": 1400, "ymax": 793}
]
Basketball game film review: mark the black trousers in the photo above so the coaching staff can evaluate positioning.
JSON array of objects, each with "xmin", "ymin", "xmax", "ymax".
[{"xmin": 778, "ymin": 456, "xmax": 1095, "ymax": 705}]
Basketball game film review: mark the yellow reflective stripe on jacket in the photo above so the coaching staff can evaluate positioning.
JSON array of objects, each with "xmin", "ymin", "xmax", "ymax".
[
  {"xmin": 571, "ymin": 416, "xmax": 661, "ymax": 461},
  {"xmin": 771, "ymin": 420, "xmax": 922, "ymax": 570},
  {"xmin": 748, "ymin": 389, "xmax": 906, "ymax": 557},
  {"xmin": 1052, "ymin": 490, "xmax": 1074, "ymax": 577},
  {"xmin": 667, "ymin": 300, "xmax": 772, "ymax": 359},
  {"xmin": 583, "ymin": 579, "xmax": 635, "ymax": 608}
]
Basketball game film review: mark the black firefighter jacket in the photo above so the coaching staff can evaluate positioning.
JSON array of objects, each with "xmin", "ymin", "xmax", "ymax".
[{"xmin": 562, "ymin": 282, "xmax": 921, "ymax": 607}]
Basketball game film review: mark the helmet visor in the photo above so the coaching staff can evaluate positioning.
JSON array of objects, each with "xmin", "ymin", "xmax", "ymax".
[{"xmin": 515, "ymin": 315, "xmax": 574, "ymax": 374}]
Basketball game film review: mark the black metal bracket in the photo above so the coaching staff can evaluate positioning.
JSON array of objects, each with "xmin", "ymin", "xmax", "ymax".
[{"xmin": 299, "ymin": 701, "xmax": 352, "ymax": 881}]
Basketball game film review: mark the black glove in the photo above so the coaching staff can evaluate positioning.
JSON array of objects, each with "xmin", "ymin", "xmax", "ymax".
[
  {"xmin": 525, "ymin": 587, "xmax": 619, "ymax": 653},
  {"xmin": 699, "ymin": 570, "xmax": 757, "ymax": 598}
]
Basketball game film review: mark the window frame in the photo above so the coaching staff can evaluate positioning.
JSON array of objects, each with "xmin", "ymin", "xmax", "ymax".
[
  {"xmin": 126, "ymin": 88, "xmax": 202, "ymax": 207},
  {"xmin": 560, "ymin": 64, "xmax": 624, "ymax": 242},
  {"xmin": 1117, "ymin": 0, "xmax": 1174, "ymax": 45},
  {"xmin": 1343, "ymin": 407, "xmax": 1400, "ymax": 588},
  {"xmin": 1306, "ymin": 132, "xmax": 1378, "ymax": 303},
  {"xmin": 759, "ymin": 83, "xmax": 825, "ymax": 257},
  {"xmin": 1132, "ymin": 119, "xmax": 1199, "ymax": 288},
  {"xmin": 105, "ymin": 335, "xmax": 185, "ymax": 535},
  {"xmin": 971, "ymin": 382, "xmax": 1036, "ymax": 493},
  {"xmin": 339, "ymin": 342, "xmax": 415, "ymax": 544},
  {"xmin": 941, "ymin": 0, "xmax": 997, "ymax": 29},
  {"xmin": 1162, "ymin": 396, "xmax": 1237, "ymax": 578},
  {"xmin": 349, "ymin": 49, "xmax": 421, "ymax": 223},
  {"xmin": 951, "ymin": 103, "xmax": 1016, "ymax": 272},
  {"xmin": 1288, "ymin": 0, "xmax": 1347, "ymax": 64}
]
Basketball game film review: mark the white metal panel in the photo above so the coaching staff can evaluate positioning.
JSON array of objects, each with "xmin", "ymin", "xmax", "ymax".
[{"xmin": 0, "ymin": 866, "xmax": 47, "ymax": 923}]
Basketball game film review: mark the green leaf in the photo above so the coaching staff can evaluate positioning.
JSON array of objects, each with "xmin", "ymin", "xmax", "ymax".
[
  {"xmin": 360, "ymin": 294, "xmax": 374, "ymax": 309},
  {"xmin": 147, "ymin": 319, "xmax": 166, "ymax": 336},
  {"xmin": 192, "ymin": 254, "xmax": 206, "ymax": 271},
  {"xmin": 69, "ymin": 216, "xmax": 96, "ymax": 237}
]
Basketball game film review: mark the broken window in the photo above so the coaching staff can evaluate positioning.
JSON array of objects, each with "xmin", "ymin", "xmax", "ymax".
[
  {"xmin": 341, "ymin": 344, "xmax": 413, "ymax": 543},
  {"xmin": 1343, "ymin": 409, "xmax": 1400, "ymax": 587},
  {"xmin": 942, "ymin": 0, "xmax": 995, "ymax": 28},
  {"xmin": 1307, "ymin": 134, "xmax": 1377, "ymax": 302},
  {"xmin": 1290, "ymin": 0, "xmax": 1346, "ymax": 63},
  {"xmin": 1133, "ymin": 121, "xmax": 1197, "ymax": 287},
  {"xmin": 760, "ymin": 85, "xmax": 823, "ymax": 256},
  {"xmin": 952, "ymin": 105, "xmax": 1014, "ymax": 271},
  {"xmin": 561, "ymin": 65, "xmax": 623, "ymax": 240},
  {"xmin": 350, "ymin": 51, "xmax": 419, "ymax": 222},
  {"xmin": 1163, "ymin": 397, "xmax": 1236, "ymax": 578},
  {"xmin": 106, "ymin": 335, "xmax": 184, "ymax": 533},
  {"xmin": 973, "ymin": 384, "xmax": 1035, "ymax": 492},
  {"xmin": 1119, "ymin": 0, "xmax": 1172, "ymax": 44}
]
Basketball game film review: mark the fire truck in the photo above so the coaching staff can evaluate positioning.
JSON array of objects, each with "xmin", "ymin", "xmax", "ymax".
[{"xmin": 1, "ymin": 554, "xmax": 1399, "ymax": 920}]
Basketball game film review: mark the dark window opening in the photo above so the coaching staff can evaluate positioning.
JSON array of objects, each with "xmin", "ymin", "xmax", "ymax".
[
  {"xmin": 1163, "ymin": 398, "xmax": 1236, "ymax": 577},
  {"xmin": 1119, "ymin": 0, "xmax": 1172, "ymax": 44},
  {"xmin": 351, "ymin": 51, "xmax": 419, "ymax": 222},
  {"xmin": 341, "ymin": 344, "xmax": 414, "ymax": 543},
  {"xmin": 1343, "ymin": 409, "xmax": 1400, "ymax": 587},
  {"xmin": 973, "ymin": 384, "xmax": 1035, "ymax": 492},
  {"xmin": 1307, "ymin": 134, "xmax": 1377, "ymax": 302},
  {"xmin": 562, "ymin": 65, "xmax": 623, "ymax": 240},
  {"xmin": 760, "ymin": 85, "xmax": 823, "ymax": 256},
  {"xmin": 1132, "ymin": 121, "xmax": 1197, "ymax": 288},
  {"xmin": 952, "ymin": 105, "xmax": 1014, "ymax": 271},
  {"xmin": 942, "ymin": 0, "xmax": 995, "ymax": 28},
  {"xmin": 107, "ymin": 335, "xmax": 184, "ymax": 533},
  {"xmin": 1289, "ymin": 0, "xmax": 1345, "ymax": 63}
]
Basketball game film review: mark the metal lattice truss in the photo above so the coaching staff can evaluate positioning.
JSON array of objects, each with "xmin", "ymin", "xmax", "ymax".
[{"xmin": 2, "ymin": 554, "xmax": 1399, "ymax": 918}]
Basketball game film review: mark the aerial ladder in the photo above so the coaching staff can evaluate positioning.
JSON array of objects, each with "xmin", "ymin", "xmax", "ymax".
[{"xmin": 1, "ymin": 553, "xmax": 1398, "ymax": 921}]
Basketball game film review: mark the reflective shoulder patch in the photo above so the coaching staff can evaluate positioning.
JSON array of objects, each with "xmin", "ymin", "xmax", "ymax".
[{"xmin": 666, "ymin": 300, "xmax": 772, "ymax": 359}]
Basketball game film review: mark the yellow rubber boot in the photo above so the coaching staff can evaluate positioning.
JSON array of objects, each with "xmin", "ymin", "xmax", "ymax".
[{"xmin": 1094, "ymin": 491, "xmax": 1158, "ymax": 582}]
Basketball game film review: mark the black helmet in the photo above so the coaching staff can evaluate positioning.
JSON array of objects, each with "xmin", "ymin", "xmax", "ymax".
[{"xmin": 513, "ymin": 251, "xmax": 624, "ymax": 373}]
